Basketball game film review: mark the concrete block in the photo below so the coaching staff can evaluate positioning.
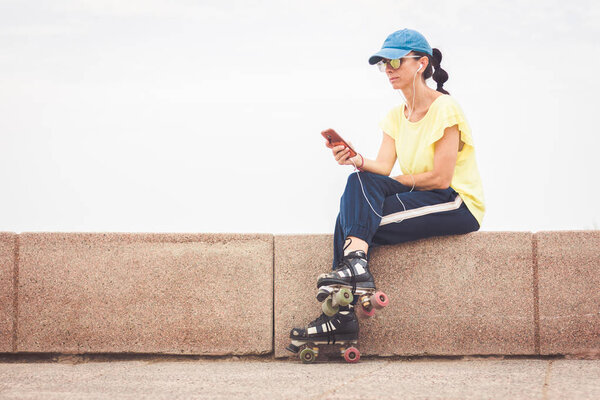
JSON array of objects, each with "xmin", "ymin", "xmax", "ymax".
[
  {"xmin": 275, "ymin": 232, "xmax": 536, "ymax": 357},
  {"xmin": 274, "ymin": 234, "xmax": 332, "ymax": 358},
  {"xmin": 364, "ymin": 232, "xmax": 536, "ymax": 356},
  {"xmin": 537, "ymin": 231, "xmax": 600, "ymax": 355},
  {"xmin": 17, "ymin": 233, "xmax": 273, "ymax": 355},
  {"xmin": 0, "ymin": 233, "xmax": 17, "ymax": 352}
]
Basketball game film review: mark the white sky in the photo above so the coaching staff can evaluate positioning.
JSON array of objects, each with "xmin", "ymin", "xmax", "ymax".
[{"xmin": 1, "ymin": 0, "xmax": 599, "ymax": 234}]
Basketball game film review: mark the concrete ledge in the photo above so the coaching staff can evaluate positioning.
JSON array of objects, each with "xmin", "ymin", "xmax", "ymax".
[
  {"xmin": 537, "ymin": 231, "xmax": 600, "ymax": 356},
  {"xmin": 0, "ymin": 233, "xmax": 16, "ymax": 352},
  {"xmin": 0, "ymin": 230, "xmax": 597, "ymax": 357},
  {"xmin": 16, "ymin": 233, "xmax": 273, "ymax": 355},
  {"xmin": 274, "ymin": 232, "xmax": 536, "ymax": 357},
  {"xmin": 364, "ymin": 232, "xmax": 535, "ymax": 356}
]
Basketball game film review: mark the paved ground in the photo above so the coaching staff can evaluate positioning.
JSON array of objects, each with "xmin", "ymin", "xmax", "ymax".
[{"xmin": 0, "ymin": 355, "xmax": 599, "ymax": 399}]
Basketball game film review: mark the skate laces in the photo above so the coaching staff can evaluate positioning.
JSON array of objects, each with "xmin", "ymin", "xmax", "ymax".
[
  {"xmin": 335, "ymin": 254, "xmax": 362, "ymax": 294},
  {"xmin": 334, "ymin": 250, "xmax": 365, "ymax": 271},
  {"xmin": 334, "ymin": 257, "xmax": 352, "ymax": 272},
  {"xmin": 342, "ymin": 238, "xmax": 352, "ymax": 254}
]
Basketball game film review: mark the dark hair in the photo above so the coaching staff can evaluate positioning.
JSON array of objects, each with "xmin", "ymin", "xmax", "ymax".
[{"xmin": 411, "ymin": 48, "xmax": 450, "ymax": 95}]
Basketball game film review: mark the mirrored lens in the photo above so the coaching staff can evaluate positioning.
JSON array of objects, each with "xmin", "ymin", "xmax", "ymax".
[{"xmin": 376, "ymin": 58, "xmax": 402, "ymax": 72}]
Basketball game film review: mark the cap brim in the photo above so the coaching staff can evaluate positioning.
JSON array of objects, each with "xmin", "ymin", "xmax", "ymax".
[{"xmin": 368, "ymin": 48, "xmax": 411, "ymax": 65}]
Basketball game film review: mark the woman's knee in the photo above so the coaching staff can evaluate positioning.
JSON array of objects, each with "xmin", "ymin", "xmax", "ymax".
[
  {"xmin": 345, "ymin": 171, "xmax": 378, "ymax": 188},
  {"xmin": 346, "ymin": 171, "xmax": 365, "ymax": 185},
  {"xmin": 344, "ymin": 172, "xmax": 361, "ymax": 193}
]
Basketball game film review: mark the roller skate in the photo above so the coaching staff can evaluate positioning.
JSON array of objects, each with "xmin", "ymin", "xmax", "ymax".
[
  {"xmin": 286, "ymin": 305, "xmax": 361, "ymax": 363},
  {"xmin": 316, "ymin": 250, "xmax": 389, "ymax": 318}
]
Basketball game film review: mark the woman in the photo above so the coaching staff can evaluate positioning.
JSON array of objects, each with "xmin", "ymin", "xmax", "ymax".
[{"xmin": 287, "ymin": 28, "xmax": 485, "ymax": 358}]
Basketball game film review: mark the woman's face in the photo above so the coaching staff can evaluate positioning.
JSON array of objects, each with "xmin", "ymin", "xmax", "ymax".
[{"xmin": 384, "ymin": 52, "xmax": 425, "ymax": 90}]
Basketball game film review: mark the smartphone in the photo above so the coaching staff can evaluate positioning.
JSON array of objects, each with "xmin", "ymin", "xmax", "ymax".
[{"xmin": 321, "ymin": 129, "xmax": 357, "ymax": 158}]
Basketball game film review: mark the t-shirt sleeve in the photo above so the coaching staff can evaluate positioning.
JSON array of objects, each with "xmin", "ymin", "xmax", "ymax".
[
  {"xmin": 427, "ymin": 98, "xmax": 474, "ymax": 148},
  {"xmin": 378, "ymin": 107, "xmax": 399, "ymax": 140}
]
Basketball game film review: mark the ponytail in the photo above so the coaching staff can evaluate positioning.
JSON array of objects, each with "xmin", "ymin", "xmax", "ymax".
[
  {"xmin": 431, "ymin": 48, "xmax": 449, "ymax": 94},
  {"xmin": 413, "ymin": 48, "xmax": 450, "ymax": 95}
]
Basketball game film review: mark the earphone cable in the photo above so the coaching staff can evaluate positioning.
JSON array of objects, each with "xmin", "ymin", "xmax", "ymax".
[
  {"xmin": 349, "ymin": 157, "xmax": 412, "ymax": 224},
  {"xmin": 343, "ymin": 65, "xmax": 420, "ymax": 225}
]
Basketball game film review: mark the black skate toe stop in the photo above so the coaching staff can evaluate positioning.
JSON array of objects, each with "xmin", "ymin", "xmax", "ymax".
[
  {"xmin": 316, "ymin": 291, "xmax": 329, "ymax": 302},
  {"xmin": 286, "ymin": 343, "xmax": 300, "ymax": 353}
]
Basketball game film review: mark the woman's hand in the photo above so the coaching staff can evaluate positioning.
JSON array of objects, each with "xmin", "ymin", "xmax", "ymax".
[{"xmin": 325, "ymin": 140, "xmax": 362, "ymax": 167}]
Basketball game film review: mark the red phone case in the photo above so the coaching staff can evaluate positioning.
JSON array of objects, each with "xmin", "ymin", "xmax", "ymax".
[{"xmin": 321, "ymin": 129, "xmax": 357, "ymax": 158}]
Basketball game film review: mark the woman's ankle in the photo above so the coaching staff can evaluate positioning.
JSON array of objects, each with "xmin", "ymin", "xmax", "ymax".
[{"xmin": 344, "ymin": 236, "xmax": 369, "ymax": 256}]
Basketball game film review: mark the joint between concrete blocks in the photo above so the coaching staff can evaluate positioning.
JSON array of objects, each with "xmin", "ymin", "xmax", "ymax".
[
  {"xmin": 12, "ymin": 234, "xmax": 19, "ymax": 353},
  {"xmin": 532, "ymin": 233, "xmax": 540, "ymax": 355},
  {"xmin": 271, "ymin": 235, "xmax": 275, "ymax": 355}
]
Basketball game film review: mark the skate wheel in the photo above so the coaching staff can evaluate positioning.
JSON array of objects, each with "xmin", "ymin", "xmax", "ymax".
[
  {"xmin": 343, "ymin": 347, "xmax": 360, "ymax": 363},
  {"xmin": 371, "ymin": 291, "xmax": 389, "ymax": 309},
  {"xmin": 322, "ymin": 297, "xmax": 339, "ymax": 317},
  {"xmin": 299, "ymin": 348, "xmax": 316, "ymax": 364},
  {"xmin": 334, "ymin": 288, "xmax": 353, "ymax": 307},
  {"xmin": 355, "ymin": 304, "xmax": 375, "ymax": 319}
]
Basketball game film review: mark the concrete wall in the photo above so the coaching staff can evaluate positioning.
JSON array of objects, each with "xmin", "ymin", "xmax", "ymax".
[
  {"xmin": 536, "ymin": 232, "xmax": 600, "ymax": 355},
  {"xmin": 11, "ymin": 233, "xmax": 273, "ymax": 355},
  {"xmin": 0, "ymin": 231, "xmax": 598, "ymax": 357},
  {"xmin": 274, "ymin": 232, "xmax": 536, "ymax": 357},
  {"xmin": 0, "ymin": 233, "xmax": 16, "ymax": 352}
]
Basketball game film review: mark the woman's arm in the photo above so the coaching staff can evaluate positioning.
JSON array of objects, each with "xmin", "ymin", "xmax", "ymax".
[
  {"xmin": 356, "ymin": 133, "xmax": 397, "ymax": 175},
  {"xmin": 331, "ymin": 133, "xmax": 396, "ymax": 175},
  {"xmin": 393, "ymin": 124, "xmax": 460, "ymax": 190},
  {"xmin": 329, "ymin": 124, "xmax": 460, "ymax": 190}
]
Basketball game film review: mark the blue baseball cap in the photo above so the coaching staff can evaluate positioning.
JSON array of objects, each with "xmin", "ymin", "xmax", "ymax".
[{"xmin": 368, "ymin": 28, "xmax": 432, "ymax": 65}]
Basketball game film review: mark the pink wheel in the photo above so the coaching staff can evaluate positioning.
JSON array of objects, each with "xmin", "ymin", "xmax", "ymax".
[
  {"xmin": 356, "ymin": 304, "xmax": 375, "ymax": 318},
  {"xmin": 344, "ymin": 347, "xmax": 360, "ymax": 363},
  {"xmin": 371, "ymin": 291, "xmax": 389, "ymax": 309}
]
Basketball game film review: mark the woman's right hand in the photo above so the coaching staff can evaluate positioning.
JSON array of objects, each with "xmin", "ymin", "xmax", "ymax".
[{"xmin": 325, "ymin": 140, "xmax": 361, "ymax": 167}]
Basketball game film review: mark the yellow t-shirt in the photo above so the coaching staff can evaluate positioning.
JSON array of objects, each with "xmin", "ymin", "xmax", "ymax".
[{"xmin": 379, "ymin": 94, "xmax": 485, "ymax": 227}]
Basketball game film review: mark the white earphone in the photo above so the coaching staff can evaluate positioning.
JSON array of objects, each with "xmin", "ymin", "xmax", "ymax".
[{"xmin": 417, "ymin": 64, "xmax": 423, "ymax": 71}]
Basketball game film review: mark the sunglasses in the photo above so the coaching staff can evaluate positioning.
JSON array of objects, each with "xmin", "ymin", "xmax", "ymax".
[{"xmin": 376, "ymin": 56, "xmax": 422, "ymax": 72}]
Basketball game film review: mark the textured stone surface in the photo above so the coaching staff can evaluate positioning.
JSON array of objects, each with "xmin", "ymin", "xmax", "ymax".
[
  {"xmin": 274, "ymin": 234, "xmax": 332, "ymax": 358},
  {"xmin": 0, "ymin": 233, "xmax": 17, "ymax": 352},
  {"xmin": 17, "ymin": 233, "xmax": 273, "ymax": 355},
  {"xmin": 364, "ymin": 232, "xmax": 536, "ymax": 356},
  {"xmin": 537, "ymin": 231, "xmax": 600, "ymax": 355},
  {"xmin": 3, "ymin": 359, "xmax": 599, "ymax": 400},
  {"xmin": 275, "ymin": 232, "xmax": 536, "ymax": 358}
]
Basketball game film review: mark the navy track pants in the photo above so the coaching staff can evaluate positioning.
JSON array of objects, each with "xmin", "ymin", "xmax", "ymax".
[{"xmin": 332, "ymin": 171, "xmax": 480, "ymax": 269}]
